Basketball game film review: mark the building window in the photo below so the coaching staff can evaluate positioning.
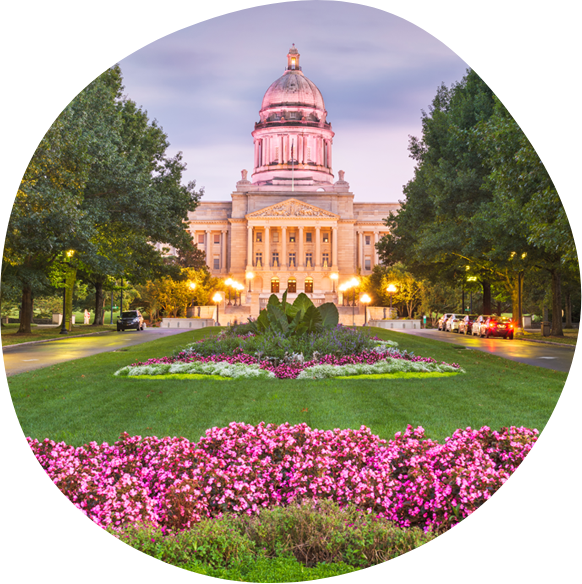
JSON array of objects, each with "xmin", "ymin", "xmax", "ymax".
[
  {"xmin": 213, "ymin": 234, "xmax": 220, "ymax": 244},
  {"xmin": 271, "ymin": 277, "xmax": 280, "ymax": 293},
  {"xmin": 323, "ymin": 233, "xmax": 329, "ymax": 243},
  {"xmin": 364, "ymin": 258, "xmax": 371, "ymax": 270},
  {"xmin": 287, "ymin": 278, "xmax": 297, "ymax": 293},
  {"xmin": 256, "ymin": 232, "xmax": 263, "ymax": 243},
  {"xmin": 272, "ymin": 252, "xmax": 279, "ymax": 267},
  {"xmin": 305, "ymin": 277, "xmax": 313, "ymax": 293},
  {"xmin": 213, "ymin": 257, "xmax": 220, "ymax": 270},
  {"xmin": 305, "ymin": 253, "xmax": 313, "ymax": 267},
  {"xmin": 255, "ymin": 252, "xmax": 263, "ymax": 267},
  {"xmin": 365, "ymin": 235, "xmax": 371, "ymax": 245},
  {"xmin": 289, "ymin": 253, "xmax": 296, "ymax": 267},
  {"xmin": 306, "ymin": 232, "xmax": 312, "ymax": 243},
  {"xmin": 322, "ymin": 253, "xmax": 329, "ymax": 268},
  {"xmin": 198, "ymin": 234, "xmax": 205, "ymax": 244},
  {"xmin": 289, "ymin": 232, "xmax": 296, "ymax": 243},
  {"xmin": 272, "ymin": 231, "xmax": 279, "ymax": 243}
]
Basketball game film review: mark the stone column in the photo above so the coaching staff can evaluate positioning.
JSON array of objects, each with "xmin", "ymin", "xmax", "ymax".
[
  {"xmin": 264, "ymin": 226, "xmax": 270, "ymax": 269},
  {"xmin": 247, "ymin": 225, "xmax": 253, "ymax": 269},
  {"xmin": 315, "ymin": 226, "xmax": 321, "ymax": 268},
  {"xmin": 328, "ymin": 140, "xmax": 332, "ymax": 169},
  {"xmin": 357, "ymin": 230, "xmax": 363, "ymax": 270},
  {"xmin": 373, "ymin": 231, "xmax": 380, "ymax": 267},
  {"xmin": 205, "ymin": 229, "xmax": 212, "ymax": 269},
  {"xmin": 298, "ymin": 226, "xmax": 304, "ymax": 269},
  {"xmin": 332, "ymin": 225, "xmax": 338, "ymax": 269},
  {"xmin": 221, "ymin": 229, "xmax": 227, "ymax": 273},
  {"xmin": 281, "ymin": 226, "xmax": 287, "ymax": 268}
]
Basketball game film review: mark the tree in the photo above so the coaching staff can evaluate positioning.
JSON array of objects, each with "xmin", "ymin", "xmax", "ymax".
[{"xmin": 483, "ymin": 0, "xmax": 582, "ymax": 336}]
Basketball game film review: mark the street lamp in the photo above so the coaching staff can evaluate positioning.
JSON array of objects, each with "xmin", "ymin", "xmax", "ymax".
[
  {"xmin": 212, "ymin": 292, "xmax": 223, "ymax": 326},
  {"xmin": 361, "ymin": 294, "xmax": 371, "ymax": 326},
  {"xmin": 330, "ymin": 272, "xmax": 339, "ymax": 293},
  {"xmin": 246, "ymin": 271, "xmax": 254, "ymax": 293},
  {"xmin": 339, "ymin": 283, "xmax": 348, "ymax": 306},
  {"xmin": 235, "ymin": 283, "xmax": 244, "ymax": 305},
  {"xmin": 60, "ymin": 278, "xmax": 68, "ymax": 334},
  {"xmin": 386, "ymin": 283, "xmax": 397, "ymax": 318},
  {"xmin": 225, "ymin": 278, "xmax": 233, "ymax": 305}
]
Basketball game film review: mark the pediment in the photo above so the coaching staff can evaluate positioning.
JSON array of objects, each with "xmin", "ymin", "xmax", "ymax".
[{"xmin": 246, "ymin": 198, "xmax": 339, "ymax": 219}]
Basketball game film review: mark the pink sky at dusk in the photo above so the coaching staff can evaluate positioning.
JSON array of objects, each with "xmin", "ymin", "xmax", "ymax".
[{"xmin": 117, "ymin": 2, "xmax": 469, "ymax": 203}]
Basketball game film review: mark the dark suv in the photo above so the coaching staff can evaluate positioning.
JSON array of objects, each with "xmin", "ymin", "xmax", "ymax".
[{"xmin": 117, "ymin": 310, "xmax": 145, "ymax": 332}]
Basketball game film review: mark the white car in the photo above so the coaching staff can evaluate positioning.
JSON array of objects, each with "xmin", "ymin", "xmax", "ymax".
[{"xmin": 445, "ymin": 314, "xmax": 464, "ymax": 333}]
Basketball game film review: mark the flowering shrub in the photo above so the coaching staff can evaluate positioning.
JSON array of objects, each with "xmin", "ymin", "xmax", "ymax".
[{"xmin": 29, "ymin": 423, "xmax": 537, "ymax": 534}]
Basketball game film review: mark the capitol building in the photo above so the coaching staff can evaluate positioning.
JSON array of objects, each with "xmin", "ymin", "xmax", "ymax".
[{"xmin": 188, "ymin": 45, "xmax": 399, "ymax": 318}]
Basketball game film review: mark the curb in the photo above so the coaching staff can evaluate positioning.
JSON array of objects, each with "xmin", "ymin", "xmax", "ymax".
[
  {"xmin": 517, "ymin": 338, "xmax": 577, "ymax": 349},
  {"xmin": 1, "ymin": 330, "xmax": 115, "ymax": 351}
]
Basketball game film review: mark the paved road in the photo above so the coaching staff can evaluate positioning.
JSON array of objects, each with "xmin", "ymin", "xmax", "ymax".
[
  {"xmin": 395, "ymin": 329, "xmax": 576, "ymax": 372},
  {"xmin": 2, "ymin": 328, "xmax": 189, "ymax": 377}
]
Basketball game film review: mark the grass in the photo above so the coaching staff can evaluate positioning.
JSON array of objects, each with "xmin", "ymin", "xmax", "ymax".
[
  {"xmin": 1, "ymin": 323, "xmax": 117, "ymax": 347},
  {"xmin": 8, "ymin": 326, "xmax": 567, "ymax": 446},
  {"xmin": 521, "ymin": 328, "xmax": 578, "ymax": 346}
]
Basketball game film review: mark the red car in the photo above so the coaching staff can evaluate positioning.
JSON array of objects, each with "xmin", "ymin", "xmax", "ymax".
[{"xmin": 479, "ymin": 316, "xmax": 515, "ymax": 339}]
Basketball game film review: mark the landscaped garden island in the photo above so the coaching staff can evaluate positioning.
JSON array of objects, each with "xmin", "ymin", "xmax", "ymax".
[{"xmin": 115, "ymin": 294, "xmax": 463, "ymax": 380}]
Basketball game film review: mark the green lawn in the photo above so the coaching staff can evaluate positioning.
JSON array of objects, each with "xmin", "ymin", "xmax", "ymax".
[
  {"xmin": 8, "ymin": 327, "xmax": 566, "ymax": 446},
  {"xmin": 521, "ymin": 329, "xmax": 578, "ymax": 346},
  {"xmin": 1, "ymin": 323, "xmax": 117, "ymax": 347}
]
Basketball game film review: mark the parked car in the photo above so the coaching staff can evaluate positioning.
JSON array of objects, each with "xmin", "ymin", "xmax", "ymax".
[
  {"xmin": 471, "ymin": 315, "xmax": 492, "ymax": 337},
  {"xmin": 117, "ymin": 310, "xmax": 145, "ymax": 332},
  {"xmin": 459, "ymin": 314, "xmax": 479, "ymax": 335},
  {"xmin": 437, "ymin": 313, "xmax": 455, "ymax": 331},
  {"xmin": 445, "ymin": 314, "xmax": 465, "ymax": 333},
  {"xmin": 478, "ymin": 316, "xmax": 515, "ymax": 339}
]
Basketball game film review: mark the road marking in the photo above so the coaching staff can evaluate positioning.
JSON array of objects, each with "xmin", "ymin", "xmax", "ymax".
[
  {"xmin": 539, "ymin": 357, "xmax": 557, "ymax": 360},
  {"xmin": 22, "ymin": 359, "xmax": 39, "ymax": 362}
]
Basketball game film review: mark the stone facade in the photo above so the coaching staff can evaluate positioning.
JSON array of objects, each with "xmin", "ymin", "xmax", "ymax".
[{"xmin": 187, "ymin": 45, "xmax": 399, "ymax": 317}]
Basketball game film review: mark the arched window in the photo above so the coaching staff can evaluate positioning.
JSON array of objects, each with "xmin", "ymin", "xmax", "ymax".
[
  {"xmin": 287, "ymin": 278, "xmax": 297, "ymax": 293},
  {"xmin": 304, "ymin": 277, "xmax": 313, "ymax": 293},
  {"xmin": 271, "ymin": 277, "xmax": 280, "ymax": 293}
]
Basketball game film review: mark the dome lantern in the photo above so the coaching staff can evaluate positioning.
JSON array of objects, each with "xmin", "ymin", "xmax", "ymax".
[{"xmin": 286, "ymin": 44, "xmax": 301, "ymax": 71}]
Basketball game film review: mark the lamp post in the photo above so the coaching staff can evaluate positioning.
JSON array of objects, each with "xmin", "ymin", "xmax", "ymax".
[
  {"xmin": 361, "ymin": 294, "xmax": 371, "ymax": 326},
  {"xmin": 225, "ymin": 278, "xmax": 233, "ymax": 305},
  {"xmin": 236, "ymin": 283, "xmax": 244, "ymax": 305},
  {"xmin": 213, "ymin": 292, "xmax": 223, "ymax": 326},
  {"xmin": 60, "ymin": 278, "xmax": 68, "ymax": 334},
  {"xmin": 188, "ymin": 282, "xmax": 196, "ymax": 316},
  {"xmin": 339, "ymin": 283, "xmax": 348, "ymax": 306},
  {"xmin": 386, "ymin": 283, "xmax": 397, "ymax": 318},
  {"xmin": 330, "ymin": 272, "xmax": 338, "ymax": 293},
  {"xmin": 246, "ymin": 271, "xmax": 254, "ymax": 293}
]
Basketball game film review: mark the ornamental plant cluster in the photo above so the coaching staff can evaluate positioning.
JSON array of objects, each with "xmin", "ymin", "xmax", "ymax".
[
  {"xmin": 115, "ymin": 341, "xmax": 461, "ymax": 380},
  {"xmin": 29, "ymin": 422, "xmax": 537, "ymax": 534}
]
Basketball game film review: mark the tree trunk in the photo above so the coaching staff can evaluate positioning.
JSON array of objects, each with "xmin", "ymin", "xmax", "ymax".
[
  {"xmin": 565, "ymin": 290, "xmax": 573, "ymax": 329},
  {"xmin": 551, "ymin": 269, "xmax": 564, "ymax": 337},
  {"xmin": 93, "ymin": 281, "xmax": 105, "ymax": 325},
  {"xmin": 17, "ymin": 284, "xmax": 33, "ymax": 334},
  {"xmin": 509, "ymin": 272, "xmax": 524, "ymax": 330},
  {"xmin": 482, "ymin": 281, "xmax": 492, "ymax": 315}
]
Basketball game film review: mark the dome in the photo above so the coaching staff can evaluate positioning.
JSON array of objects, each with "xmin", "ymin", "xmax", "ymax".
[
  {"xmin": 260, "ymin": 45, "xmax": 325, "ymax": 113},
  {"xmin": 261, "ymin": 71, "xmax": 325, "ymax": 111}
]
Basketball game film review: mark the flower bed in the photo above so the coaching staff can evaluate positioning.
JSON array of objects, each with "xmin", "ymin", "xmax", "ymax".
[
  {"xmin": 114, "ymin": 337, "xmax": 463, "ymax": 380},
  {"xmin": 29, "ymin": 422, "xmax": 537, "ymax": 534}
]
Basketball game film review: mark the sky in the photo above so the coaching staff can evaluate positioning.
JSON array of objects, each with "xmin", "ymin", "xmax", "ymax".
[{"xmin": 117, "ymin": 2, "xmax": 469, "ymax": 203}]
